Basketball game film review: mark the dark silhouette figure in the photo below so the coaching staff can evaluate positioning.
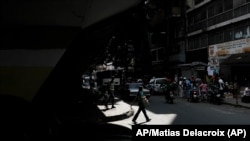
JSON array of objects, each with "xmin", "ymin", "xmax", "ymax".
[
  {"xmin": 131, "ymin": 86, "xmax": 151, "ymax": 124},
  {"xmin": 105, "ymin": 76, "xmax": 115, "ymax": 109}
]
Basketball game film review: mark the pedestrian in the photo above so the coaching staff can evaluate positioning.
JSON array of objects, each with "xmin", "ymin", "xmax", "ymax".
[
  {"xmin": 183, "ymin": 77, "xmax": 192, "ymax": 98},
  {"xmin": 178, "ymin": 77, "xmax": 184, "ymax": 98},
  {"xmin": 105, "ymin": 76, "xmax": 116, "ymax": 109},
  {"xmin": 199, "ymin": 80, "xmax": 208, "ymax": 101},
  {"xmin": 131, "ymin": 86, "xmax": 151, "ymax": 124},
  {"xmin": 190, "ymin": 75, "xmax": 196, "ymax": 87},
  {"xmin": 218, "ymin": 76, "xmax": 225, "ymax": 98},
  {"xmin": 89, "ymin": 76, "xmax": 95, "ymax": 92},
  {"xmin": 161, "ymin": 81, "xmax": 173, "ymax": 103}
]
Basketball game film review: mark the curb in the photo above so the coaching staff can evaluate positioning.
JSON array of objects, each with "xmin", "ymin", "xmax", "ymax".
[
  {"xmin": 104, "ymin": 108, "xmax": 134, "ymax": 122},
  {"xmin": 223, "ymin": 102, "xmax": 250, "ymax": 109}
]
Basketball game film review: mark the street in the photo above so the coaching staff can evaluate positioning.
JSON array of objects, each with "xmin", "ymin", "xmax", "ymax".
[{"xmin": 109, "ymin": 95, "xmax": 250, "ymax": 129}]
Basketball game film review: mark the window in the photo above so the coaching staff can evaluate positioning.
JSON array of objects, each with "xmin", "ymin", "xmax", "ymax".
[
  {"xmin": 200, "ymin": 35, "xmax": 208, "ymax": 47},
  {"xmin": 151, "ymin": 47, "xmax": 164, "ymax": 62},
  {"xmin": 188, "ymin": 39, "xmax": 194, "ymax": 50},
  {"xmin": 188, "ymin": 14, "xmax": 194, "ymax": 26},
  {"xmin": 194, "ymin": 38, "xmax": 200, "ymax": 49},
  {"xmin": 156, "ymin": 79, "xmax": 167, "ymax": 84},
  {"xmin": 234, "ymin": 25, "xmax": 250, "ymax": 40},
  {"xmin": 224, "ymin": 0, "xmax": 233, "ymax": 11},
  {"xmin": 172, "ymin": 43, "xmax": 180, "ymax": 53},
  {"xmin": 151, "ymin": 50, "xmax": 157, "ymax": 61},
  {"xmin": 208, "ymin": 33, "xmax": 216, "ymax": 45},
  {"xmin": 215, "ymin": 32, "xmax": 224, "ymax": 43},
  {"xmin": 158, "ymin": 48, "xmax": 164, "ymax": 61},
  {"xmin": 215, "ymin": 1, "xmax": 223, "ymax": 14},
  {"xmin": 233, "ymin": 0, "xmax": 245, "ymax": 8},
  {"xmin": 194, "ymin": 13, "xmax": 200, "ymax": 23},
  {"xmin": 208, "ymin": 6, "xmax": 214, "ymax": 17},
  {"xmin": 175, "ymin": 20, "xmax": 185, "ymax": 38},
  {"xmin": 200, "ymin": 10, "xmax": 207, "ymax": 20},
  {"xmin": 224, "ymin": 28, "xmax": 234, "ymax": 42}
]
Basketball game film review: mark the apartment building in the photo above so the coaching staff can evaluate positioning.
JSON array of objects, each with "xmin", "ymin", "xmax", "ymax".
[
  {"xmin": 184, "ymin": 0, "xmax": 250, "ymax": 85},
  {"xmin": 146, "ymin": 0, "xmax": 249, "ymax": 85},
  {"xmin": 145, "ymin": 0, "xmax": 185, "ymax": 78}
]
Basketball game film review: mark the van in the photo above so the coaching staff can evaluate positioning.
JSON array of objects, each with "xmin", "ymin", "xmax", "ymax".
[{"xmin": 147, "ymin": 78, "xmax": 168, "ymax": 94}]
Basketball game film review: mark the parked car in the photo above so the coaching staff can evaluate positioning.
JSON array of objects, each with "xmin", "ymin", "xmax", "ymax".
[
  {"xmin": 120, "ymin": 83, "xmax": 150, "ymax": 100},
  {"xmin": 146, "ymin": 78, "xmax": 168, "ymax": 95}
]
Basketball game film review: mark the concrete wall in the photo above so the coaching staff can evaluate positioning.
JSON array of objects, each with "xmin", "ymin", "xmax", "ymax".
[{"xmin": 0, "ymin": 49, "xmax": 65, "ymax": 101}]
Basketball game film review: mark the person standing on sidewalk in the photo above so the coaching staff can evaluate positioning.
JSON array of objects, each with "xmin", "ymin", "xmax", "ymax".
[
  {"xmin": 218, "ymin": 77, "xmax": 225, "ymax": 98},
  {"xmin": 178, "ymin": 77, "xmax": 184, "ymax": 98},
  {"xmin": 105, "ymin": 76, "xmax": 116, "ymax": 109},
  {"xmin": 131, "ymin": 86, "xmax": 151, "ymax": 124}
]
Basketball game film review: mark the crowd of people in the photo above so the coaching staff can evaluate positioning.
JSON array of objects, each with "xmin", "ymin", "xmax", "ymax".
[{"xmin": 174, "ymin": 74, "xmax": 235, "ymax": 102}]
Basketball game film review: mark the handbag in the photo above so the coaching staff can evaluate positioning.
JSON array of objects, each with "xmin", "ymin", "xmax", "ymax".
[{"xmin": 141, "ymin": 96, "xmax": 149, "ymax": 107}]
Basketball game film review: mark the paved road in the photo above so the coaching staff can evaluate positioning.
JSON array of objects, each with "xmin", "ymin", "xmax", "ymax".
[{"xmin": 109, "ymin": 95, "xmax": 250, "ymax": 129}]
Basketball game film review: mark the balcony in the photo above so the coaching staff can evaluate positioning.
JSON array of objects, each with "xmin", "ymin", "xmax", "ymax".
[{"xmin": 188, "ymin": 3, "xmax": 250, "ymax": 34}]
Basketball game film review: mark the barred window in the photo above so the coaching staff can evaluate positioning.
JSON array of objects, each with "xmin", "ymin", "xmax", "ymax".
[
  {"xmin": 234, "ymin": 25, "xmax": 250, "ymax": 40},
  {"xmin": 188, "ymin": 39, "xmax": 195, "ymax": 50},
  {"xmin": 200, "ymin": 35, "xmax": 208, "ymax": 47},
  {"xmin": 208, "ymin": 33, "xmax": 216, "ymax": 45},
  {"xmin": 224, "ymin": 28, "xmax": 234, "ymax": 42},
  {"xmin": 233, "ymin": 0, "xmax": 245, "ymax": 8},
  {"xmin": 215, "ymin": 1, "xmax": 223, "ymax": 14},
  {"xmin": 151, "ymin": 50, "xmax": 157, "ymax": 61},
  {"xmin": 208, "ymin": 6, "xmax": 215, "ymax": 18},
  {"xmin": 158, "ymin": 48, "xmax": 164, "ymax": 61},
  {"xmin": 200, "ymin": 9, "xmax": 207, "ymax": 20},
  {"xmin": 194, "ymin": 38, "xmax": 200, "ymax": 49},
  {"xmin": 224, "ymin": 0, "xmax": 233, "ymax": 11},
  {"xmin": 215, "ymin": 32, "xmax": 224, "ymax": 43}
]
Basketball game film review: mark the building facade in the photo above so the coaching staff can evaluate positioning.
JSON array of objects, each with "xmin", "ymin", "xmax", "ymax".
[
  {"xmin": 146, "ymin": 0, "xmax": 250, "ymax": 86},
  {"xmin": 185, "ymin": 0, "xmax": 250, "ymax": 85},
  {"xmin": 145, "ymin": 0, "xmax": 186, "ymax": 78}
]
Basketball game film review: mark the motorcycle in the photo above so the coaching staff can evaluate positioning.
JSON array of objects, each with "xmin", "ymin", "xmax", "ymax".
[
  {"xmin": 187, "ymin": 87, "xmax": 199, "ymax": 102},
  {"xmin": 207, "ymin": 86, "xmax": 223, "ymax": 105},
  {"xmin": 200, "ymin": 91, "xmax": 208, "ymax": 102},
  {"xmin": 161, "ymin": 84, "xmax": 174, "ymax": 104},
  {"xmin": 165, "ymin": 90, "xmax": 174, "ymax": 104}
]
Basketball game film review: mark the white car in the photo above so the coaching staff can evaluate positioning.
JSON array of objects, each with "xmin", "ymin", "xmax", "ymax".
[{"xmin": 147, "ymin": 78, "xmax": 168, "ymax": 94}]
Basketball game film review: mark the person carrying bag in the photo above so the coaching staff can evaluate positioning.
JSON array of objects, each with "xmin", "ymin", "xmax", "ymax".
[
  {"xmin": 141, "ymin": 95, "xmax": 149, "ymax": 108},
  {"xmin": 131, "ymin": 86, "xmax": 151, "ymax": 124}
]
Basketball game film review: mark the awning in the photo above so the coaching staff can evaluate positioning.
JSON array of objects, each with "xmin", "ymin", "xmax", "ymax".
[
  {"xmin": 178, "ymin": 61, "xmax": 208, "ymax": 67},
  {"xmin": 221, "ymin": 53, "xmax": 250, "ymax": 66},
  {"xmin": 178, "ymin": 61, "xmax": 207, "ymax": 70}
]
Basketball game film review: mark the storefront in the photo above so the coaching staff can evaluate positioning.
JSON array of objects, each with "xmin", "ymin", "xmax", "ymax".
[
  {"xmin": 178, "ymin": 61, "xmax": 207, "ymax": 80},
  {"xmin": 220, "ymin": 53, "xmax": 250, "ymax": 87},
  {"xmin": 208, "ymin": 38, "xmax": 250, "ymax": 85}
]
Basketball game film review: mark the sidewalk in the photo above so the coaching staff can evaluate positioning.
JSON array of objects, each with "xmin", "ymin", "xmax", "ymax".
[{"xmin": 222, "ymin": 96, "xmax": 250, "ymax": 109}]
